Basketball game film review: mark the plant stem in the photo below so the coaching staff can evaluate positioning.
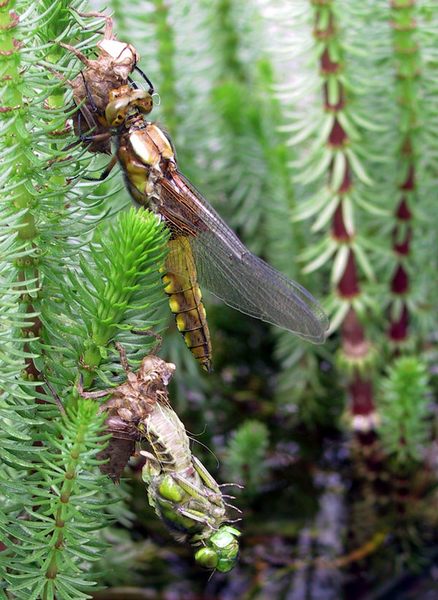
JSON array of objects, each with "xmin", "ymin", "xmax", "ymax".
[
  {"xmin": 388, "ymin": 0, "xmax": 420, "ymax": 347},
  {"xmin": 312, "ymin": 0, "xmax": 376, "ymax": 421}
]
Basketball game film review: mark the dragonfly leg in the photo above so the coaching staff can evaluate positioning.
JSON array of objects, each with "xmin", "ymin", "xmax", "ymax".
[
  {"xmin": 74, "ymin": 108, "xmax": 99, "ymax": 143},
  {"xmin": 81, "ymin": 154, "xmax": 117, "ymax": 182},
  {"xmin": 114, "ymin": 342, "xmax": 131, "ymax": 375},
  {"xmin": 223, "ymin": 501, "xmax": 242, "ymax": 514},
  {"xmin": 171, "ymin": 472, "xmax": 217, "ymax": 506},
  {"xmin": 80, "ymin": 72, "xmax": 98, "ymax": 114},
  {"xmin": 140, "ymin": 450, "xmax": 158, "ymax": 463},
  {"xmin": 192, "ymin": 456, "xmax": 221, "ymax": 494},
  {"xmin": 128, "ymin": 76, "xmax": 138, "ymax": 90},
  {"xmin": 130, "ymin": 329, "xmax": 162, "ymax": 353},
  {"xmin": 59, "ymin": 42, "xmax": 92, "ymax": 68},
  {"xmin": 45, "ymin": 380, "xmax": 66, "ymax": 415},
  {"xmin": 77, "ymin": 373, "xmax": 111, "ymax": 399},
  {"xmin": 177, "ymin": 507, "xmax": 216, "ymax": 528},
  {"xmin": 134, "ymin": 66, "xmax": 154, "ymax": 94},
  {"xmin": 71, "ymin": 9, "xmax": 114, "ymax": 39},
  {"xmin": 219, "ymin": 482, "xmax": 244, "ymax": 489}
]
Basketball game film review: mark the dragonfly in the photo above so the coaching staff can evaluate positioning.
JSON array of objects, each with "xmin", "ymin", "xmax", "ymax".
[
  {"xmin": 60, "ymin": 11, "xmax": 150, "ymax": 155},
  {"xmin": 66, "ymin": 49, "xmax": 329, "ymax": 371},
  {"xmin": 80, "ymin": 345, "xmax": 241, "ymax": 572}
]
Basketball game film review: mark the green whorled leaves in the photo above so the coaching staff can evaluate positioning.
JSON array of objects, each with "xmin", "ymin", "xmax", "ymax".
[
  {"xmin": 0, "ymin": 2, "xmax": 123, "ymax": 597},
  {"xmin": 0, "ymin": 400, "xmax": 110, "ymax": 600},
  {"xmin": 0, "ymin": 3, "xmax": 169, "ymax": 594},
  {"xmin": 0, "ymin": 205, "xmax": 169, "ymax": 598},
  {"xmin": 378, "ymin": 357, "xmax": 432, "ymax": 466},
  {"xmin": 43, "ymin": 207, "xmax": 169, "ymax": 392},
  {"xmin": 224, "ymin": 420, "xmax": 269, "ymax": 497}
]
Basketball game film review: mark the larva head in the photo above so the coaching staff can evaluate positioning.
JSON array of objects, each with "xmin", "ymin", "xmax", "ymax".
[
  {"xmin": 138, "ymin": 355, "xmax": 176, "ymax": 387},
  {"xmin": 194, "ymin": 526, "xmax": 241, "ymax": 573},
  {"xmin": 97, "ymin": 39, "xmax": 139, "ymax": 81}
]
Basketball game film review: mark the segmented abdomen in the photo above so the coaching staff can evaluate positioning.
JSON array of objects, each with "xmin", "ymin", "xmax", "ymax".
[
  {"xmin": 162, "ymin": 239, "xmax": 212, "ymax": 372},
  {"xmin": 143, "ymin": 402, "xmax": 192, "ymax": 472}
]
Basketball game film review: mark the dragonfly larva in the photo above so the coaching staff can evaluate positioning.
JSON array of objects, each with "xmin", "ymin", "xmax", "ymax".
[{"xmin": 80, "ymin": 345, "xmax": 241, "ymax": 572}]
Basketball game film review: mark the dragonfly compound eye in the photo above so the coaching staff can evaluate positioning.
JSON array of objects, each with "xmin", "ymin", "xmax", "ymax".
[
  {"xmin": 194, "ymin": 546, "xmax": 219, "ymax": 570},
  {"xmin": 135, "ymin": 95, "xmax": 153, "ymax": 115},
  {"xmin": 105, "ymin": 96, "xmax": 130, "ymax": 126},
  {"xmin": 157, "ymin": 475, "xmax": 184, "ymax": 502},
  {"xmin": 195, "ymin": 525, "xmax": 241, "ymax": 572}
]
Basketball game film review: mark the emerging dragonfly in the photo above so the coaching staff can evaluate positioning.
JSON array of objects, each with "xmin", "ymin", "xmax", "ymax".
[
  {"xmin": 80, "ymin": 346, "xmax": 241, "ymax": 572},
  {"xmin": 66, "ymin": 44, "xmax": 329, "ymax": 371}
]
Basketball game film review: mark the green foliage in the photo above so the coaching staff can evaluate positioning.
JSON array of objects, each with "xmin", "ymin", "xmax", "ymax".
[
  {"xmin": 0, "ymin": 3, "xmax": 169, "ymax": 597},
  {"xmin": 0, "ymin": 401, "xmax": 109, "ymax": 599},
  {"xmin": 224, "ymin": 420, "xmax": 269, "ymax": 496},
  {"xmin": 43, "ymin": 207, "xmax": 168, "ymax": 392},
  {"xmin": 378, "ymin": 357, "xmax": 431, "ymax": 466}
]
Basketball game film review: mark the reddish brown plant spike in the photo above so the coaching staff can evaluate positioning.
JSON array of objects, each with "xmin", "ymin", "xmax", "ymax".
[
  {"xmin": 396, "ymin": 198, "xmax": 412, "ymax": 220},
  {"xmin": 393, "ymin": 228, "xmax": 411, "ymax": 255},
  {"xmin": 390, "ymin": 18, "xmax": 416, "ymax": 32},
  {"xmin": 388, "ymin": 304, "xmax": 409, "ymax": 342},
  {"xmin": 342, "ymin": 308, "xmax": 365, "ymax": 348},
  {"xmin": 348, "ymin": 376, "xmax": 374, "ymax": 416},
  {"xmin": 391, "ymin": 264, "xmax": 409, "ymax": 294},
  {"xmin": 328, "ymin": 118, "xmax": 347, "ymax": 146},
  {"xmin": 0, "ymin": 38, "xmax": 22, "ymax": 56},
  {"xmin": 338, "ymin": 164, "xmax": 352, "ymax": 194},
  {"xmin": 0, "ymin": 105, "xmax": 19, "ymax": 112},
  {"xmin": 332, "ymin": 203, "xmax": 351, "ymax": 241},
  {"xmin": 321, "ymin": 48, "xmax": 339, "ymax": 73},
  {"xmin": 311, "ymin": 0, "xmax": 333, "ymax": 7},
  {"xmin": 337, "ymin": 251, "xmax": 360, "ymax": 298},
  {"xmin": 0, "ymin": 11, "xmax": 18, "ymax": 29},
  {"xmin": 401, "ymin": 164, "xmax": 415, "ymax": 190}
]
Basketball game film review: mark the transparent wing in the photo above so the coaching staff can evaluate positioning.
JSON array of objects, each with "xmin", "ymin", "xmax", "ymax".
[{"xmin": 158, "ymin": 171, "xmax": 329, "ymax": 343}]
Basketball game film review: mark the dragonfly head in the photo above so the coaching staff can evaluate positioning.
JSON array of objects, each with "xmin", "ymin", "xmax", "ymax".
[
  {"xmin": 106, "ymin": 85, "xmax": 154, "ymax": 126},
  {"xmin": 194, "ymin": 525, "xmax": 241, "ymax": 573}
]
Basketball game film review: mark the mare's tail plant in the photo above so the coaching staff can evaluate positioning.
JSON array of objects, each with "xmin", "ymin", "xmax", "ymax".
[{"xmin": 0, "ymin": 2, "xmax": 168, "ymax": 597}]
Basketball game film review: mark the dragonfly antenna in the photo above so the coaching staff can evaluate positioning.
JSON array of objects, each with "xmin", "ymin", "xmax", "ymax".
[{"xmin": 189, "ymin": 434, "xmax": 220, "ymax": 470}]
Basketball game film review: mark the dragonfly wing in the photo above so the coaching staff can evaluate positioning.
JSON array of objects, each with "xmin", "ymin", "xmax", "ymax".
[{"xmin": 158, "ymin": 172, "xmax": 329, "ymax": 343}]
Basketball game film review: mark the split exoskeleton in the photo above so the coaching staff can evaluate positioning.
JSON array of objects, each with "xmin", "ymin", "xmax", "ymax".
[{"xmin": 61, "ymin": 11, "xmax": 141, "ymax": 154}]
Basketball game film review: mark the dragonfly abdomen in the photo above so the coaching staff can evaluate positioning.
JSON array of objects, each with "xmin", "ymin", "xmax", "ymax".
[
  {"xmin": 162, "ymin": 271, "xmax": 212, "ymax": 372},
  {"xmin": 143, "ymin": 402, "xmax": 192, "ymax": 472}
]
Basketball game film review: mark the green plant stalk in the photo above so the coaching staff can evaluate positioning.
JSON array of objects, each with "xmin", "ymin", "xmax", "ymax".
[
  {"xmin": 0, "ymin": 5, "xmax": 170, "ymax": 596},
  {"xmin": 216, "ymin": 0, "xmax": 248, "ymax": 84},
  {"xmin": 254, "ymin": 60, "xmax": 324, "ymax": 406},
  {"xmin": 387, "ymin": 0, "xmax": 420, "ymax": 347},
  {"xmin": 224, "ymin": 420, "xmax": 269, "ymax": 496},
  {"xmin": 1, "ymin": 1, "xmax": 40, "ymax": 386},
  {"xmin": 43, "ymin": 402, "xmax": 105, "ymax": 590}
]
